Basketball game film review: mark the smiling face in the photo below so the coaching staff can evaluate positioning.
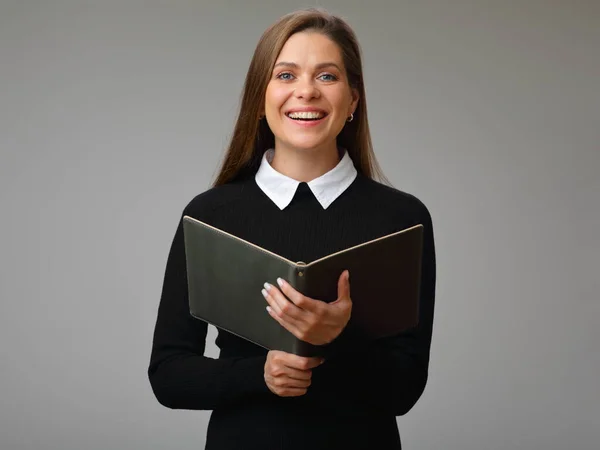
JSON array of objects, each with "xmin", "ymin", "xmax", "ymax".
[{"xmin": 264, "ymin": 31, "xmax": 359, "ymax": 156}]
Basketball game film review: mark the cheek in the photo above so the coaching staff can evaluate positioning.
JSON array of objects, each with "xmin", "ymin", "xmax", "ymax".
[
  {"xmin": 265, "ymin": 86, "xmax": 288, "ymax": 113},
  {"xmin": 330, "ymin": 90, "xmax": 352, "ymax": 114}
]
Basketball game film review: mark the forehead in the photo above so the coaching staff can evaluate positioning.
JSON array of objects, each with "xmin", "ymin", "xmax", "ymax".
[{"xmin": 275, "ymin": 31, "xmax": 343, "ymax": 64}]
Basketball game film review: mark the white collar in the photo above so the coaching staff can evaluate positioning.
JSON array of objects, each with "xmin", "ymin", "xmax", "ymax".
[{"xmin": 255, "ymin": 149, "xmax": 357, "ymax": 210}]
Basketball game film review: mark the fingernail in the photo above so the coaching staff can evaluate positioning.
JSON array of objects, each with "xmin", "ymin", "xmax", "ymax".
[
  {"xmin": 264, "ymin": 282, "xmax": 272, "ymax": 291},
  {"xmin": 277, "ymin": 278, "xmax": 284, "ymax": 288},
  {"xmin": 261, "ymin": 288, "xmax": 268, "ymax": 298},
  {"xmin": 266, "ymin": 306, "xmax": 272, "ymax": 313}
]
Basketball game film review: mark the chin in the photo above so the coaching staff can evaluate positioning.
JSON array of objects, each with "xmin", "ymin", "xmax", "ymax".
[
  {"xmin": 283, "ymin": 136, "xmax": 330, "ymax": 152},
  {"xmin": 289, "ymin": 143, "xmax": 327, "ymax": 153}
]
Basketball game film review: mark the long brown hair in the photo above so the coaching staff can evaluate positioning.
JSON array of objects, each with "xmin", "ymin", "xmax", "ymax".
[{"xmin": 212, "ymin": 8, "xmax": 388, "ymax": 186}]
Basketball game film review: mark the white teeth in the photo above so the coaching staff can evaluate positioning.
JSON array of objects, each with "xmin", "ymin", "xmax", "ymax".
[{"xmin": 287, "ymin": 111, "xmax": 325, "ymax": 119}]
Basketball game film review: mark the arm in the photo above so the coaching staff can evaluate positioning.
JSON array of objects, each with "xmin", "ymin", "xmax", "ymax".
[
  {"xmin": 307, "ymin": 204, "xmax": 437, "ymax": 417},
  {"xmin": 147, "ymin": 209, "xmax": 271, "ymax": 410}
]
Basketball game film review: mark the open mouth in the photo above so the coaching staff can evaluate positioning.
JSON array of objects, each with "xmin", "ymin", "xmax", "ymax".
[{"xmin": 285, "ymin": 111, "xmax": 328, "ymax": 121}]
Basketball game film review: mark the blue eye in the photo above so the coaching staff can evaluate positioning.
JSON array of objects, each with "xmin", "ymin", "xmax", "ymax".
[
  {"xmin": 277, "ymin": 72, "xmax": 294, "ymax": 80},
  {"xmin": 319, "ymin": 73, "xmax": 337, "ymax": 82}
]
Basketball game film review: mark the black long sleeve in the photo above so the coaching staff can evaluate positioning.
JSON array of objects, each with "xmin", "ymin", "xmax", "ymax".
[
  {"xmin": 304, "ymin": 201, "xmax": 436, "ymax": 416},
  {"xmin": 148, "ymin": 211, "xmax": 272, "ymax": 410},
  {"xmin": 147, "ymin": 174, "xmax": 437, "ymax": 448}
]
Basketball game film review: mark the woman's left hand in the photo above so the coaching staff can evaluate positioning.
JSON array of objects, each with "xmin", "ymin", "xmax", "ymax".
[{"xmin": 262, "ymin": 270, "xmax": 352, "ymax": 346}]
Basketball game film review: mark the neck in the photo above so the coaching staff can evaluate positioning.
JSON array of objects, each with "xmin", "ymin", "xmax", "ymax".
[{"xmin": 270, "ymin": 142, "xmax": 340, "ymax": 182}]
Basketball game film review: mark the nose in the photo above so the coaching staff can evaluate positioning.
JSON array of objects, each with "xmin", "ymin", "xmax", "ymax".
[{"xmin": 294, "ymin": 77, "xmax": 320, "ymax": 100}]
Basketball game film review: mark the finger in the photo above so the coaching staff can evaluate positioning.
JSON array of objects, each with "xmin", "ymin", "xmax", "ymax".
[
  {"xmin": 266, "ymin": 360, "xmax": 313, "ymax": 382},
  {"xmin": 283, "ymin": 367, "xmax": 313, "ymax": 381},
  {"xmin": 276, "ymin": 278, "xmax": 323, "ymax": 313},
  {"xmin": 264, "ymin": 282, "xmax": 306, "ymax": 321},
  {"xmin": 266, "ymin": 303, "xmax": 304, "ymax": 338},
  {"xmin": 261, "ymin": 286, "xmax": 283, "ymax": 316},
  {"xmin": 262, "ymin": 284, "xmax": 302, "ymax": 325},
  {"xmin": 334, "ymin": 270, "xmax": 351, "ymax": 304},
  {"xmin": 280, "ymin": 354, "xmax": 324, "ymax": 371},
  {"xmin": 266, "ymin": 371, "xmax": 311, "ymax": 387},
  {"xmin": 265, "ymin": 375, "xmax": 309, "ymax": 397},
  {"xmin": 274, "ymin": 374, "xmax": 312, "ymax": 388},
  {"xmin": 275, "ymin": 387, "xmax": 308, "ymax": 397},
  {"xmin": 276, "ymin": 278, "xmax": 314, "ymax": 312},
  {"xmin": 271, "ymin": 351, "xmax": 324, "ymax": 371}
]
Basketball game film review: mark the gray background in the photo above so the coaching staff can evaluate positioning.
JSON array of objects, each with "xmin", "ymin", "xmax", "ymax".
[{"xmin": 1, "ymin": 0, "xmax": 598, "ymax": 449}]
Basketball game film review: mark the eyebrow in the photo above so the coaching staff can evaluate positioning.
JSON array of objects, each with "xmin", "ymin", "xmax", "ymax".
[{"xmin": 273, "ymin": 61, "xmax": 343, "ymax": 72}]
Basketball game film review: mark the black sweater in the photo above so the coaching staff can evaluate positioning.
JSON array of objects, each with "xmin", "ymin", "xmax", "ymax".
[{"xmin": 148, "ymin": 173, "xmax": 436, "ymax": 450}]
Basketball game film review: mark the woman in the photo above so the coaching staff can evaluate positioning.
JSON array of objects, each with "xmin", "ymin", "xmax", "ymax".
[{"xmin": 148, "ymin": 8, "xmax": 436, "ymax": 450}]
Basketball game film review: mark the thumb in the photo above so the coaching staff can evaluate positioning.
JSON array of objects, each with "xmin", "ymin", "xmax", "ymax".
[{"xmin": 337, "ymin": 270, "xmax": 351, "ymax": 303}]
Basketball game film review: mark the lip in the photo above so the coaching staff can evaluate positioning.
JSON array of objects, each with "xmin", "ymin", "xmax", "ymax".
[
  {"xmin": 284, "ymin": 107, "xmax": 329, "ymax": 128},
  {"xmin": 285, "ymin": 107, "xmax": 328, "ymax": 115},
  {"xmin": 285, "ymin": 114, "xmax": 327, "ymax": 128}
]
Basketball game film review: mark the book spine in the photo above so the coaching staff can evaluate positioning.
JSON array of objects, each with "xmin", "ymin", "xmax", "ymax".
[
  {"xmin": 289, "ymin": 265, "xmax": 321, "ymax": 357},
  {"xmin": 286, "ymin": 263, "xmax": 305, "ymax": 293}
]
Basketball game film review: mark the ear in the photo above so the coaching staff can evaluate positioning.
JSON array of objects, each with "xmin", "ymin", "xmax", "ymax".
[{"xmin": 349, "ymin": 88, "xmax": 360, "ymax": 115}]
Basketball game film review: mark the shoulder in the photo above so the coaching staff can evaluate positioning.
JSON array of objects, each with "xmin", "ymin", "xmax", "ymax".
[
  {"xmin": 354, "ymin": 175, "xmax": 433, "ymax": 224},
  {"xmin": 180, "ymin": 177, "xmax": 255, "ymax": 220}
]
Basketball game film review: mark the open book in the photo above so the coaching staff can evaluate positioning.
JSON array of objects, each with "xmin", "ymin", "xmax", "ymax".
[{"xmin": 183, "ymin": 215, "xmax": 423, "ymax": 356}]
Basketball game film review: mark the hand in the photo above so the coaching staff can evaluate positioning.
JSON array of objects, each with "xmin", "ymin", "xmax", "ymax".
[
  {"xmin": 261, "ymin": 270, "xmax": 352, "ymax": 346},
  {"xmin": 264, "ymin": 350, "xmax": 324, "ymax": 397}
]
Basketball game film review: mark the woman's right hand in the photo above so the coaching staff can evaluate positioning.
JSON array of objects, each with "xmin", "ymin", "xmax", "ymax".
[{"xmin": 264, "ymin": 350, "xmax": 324, "ymax": 397}]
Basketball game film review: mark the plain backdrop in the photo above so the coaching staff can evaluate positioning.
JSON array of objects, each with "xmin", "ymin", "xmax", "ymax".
[{"xmin": 1, "ymin": 1, "xmax": 598, "ymax": 449}]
